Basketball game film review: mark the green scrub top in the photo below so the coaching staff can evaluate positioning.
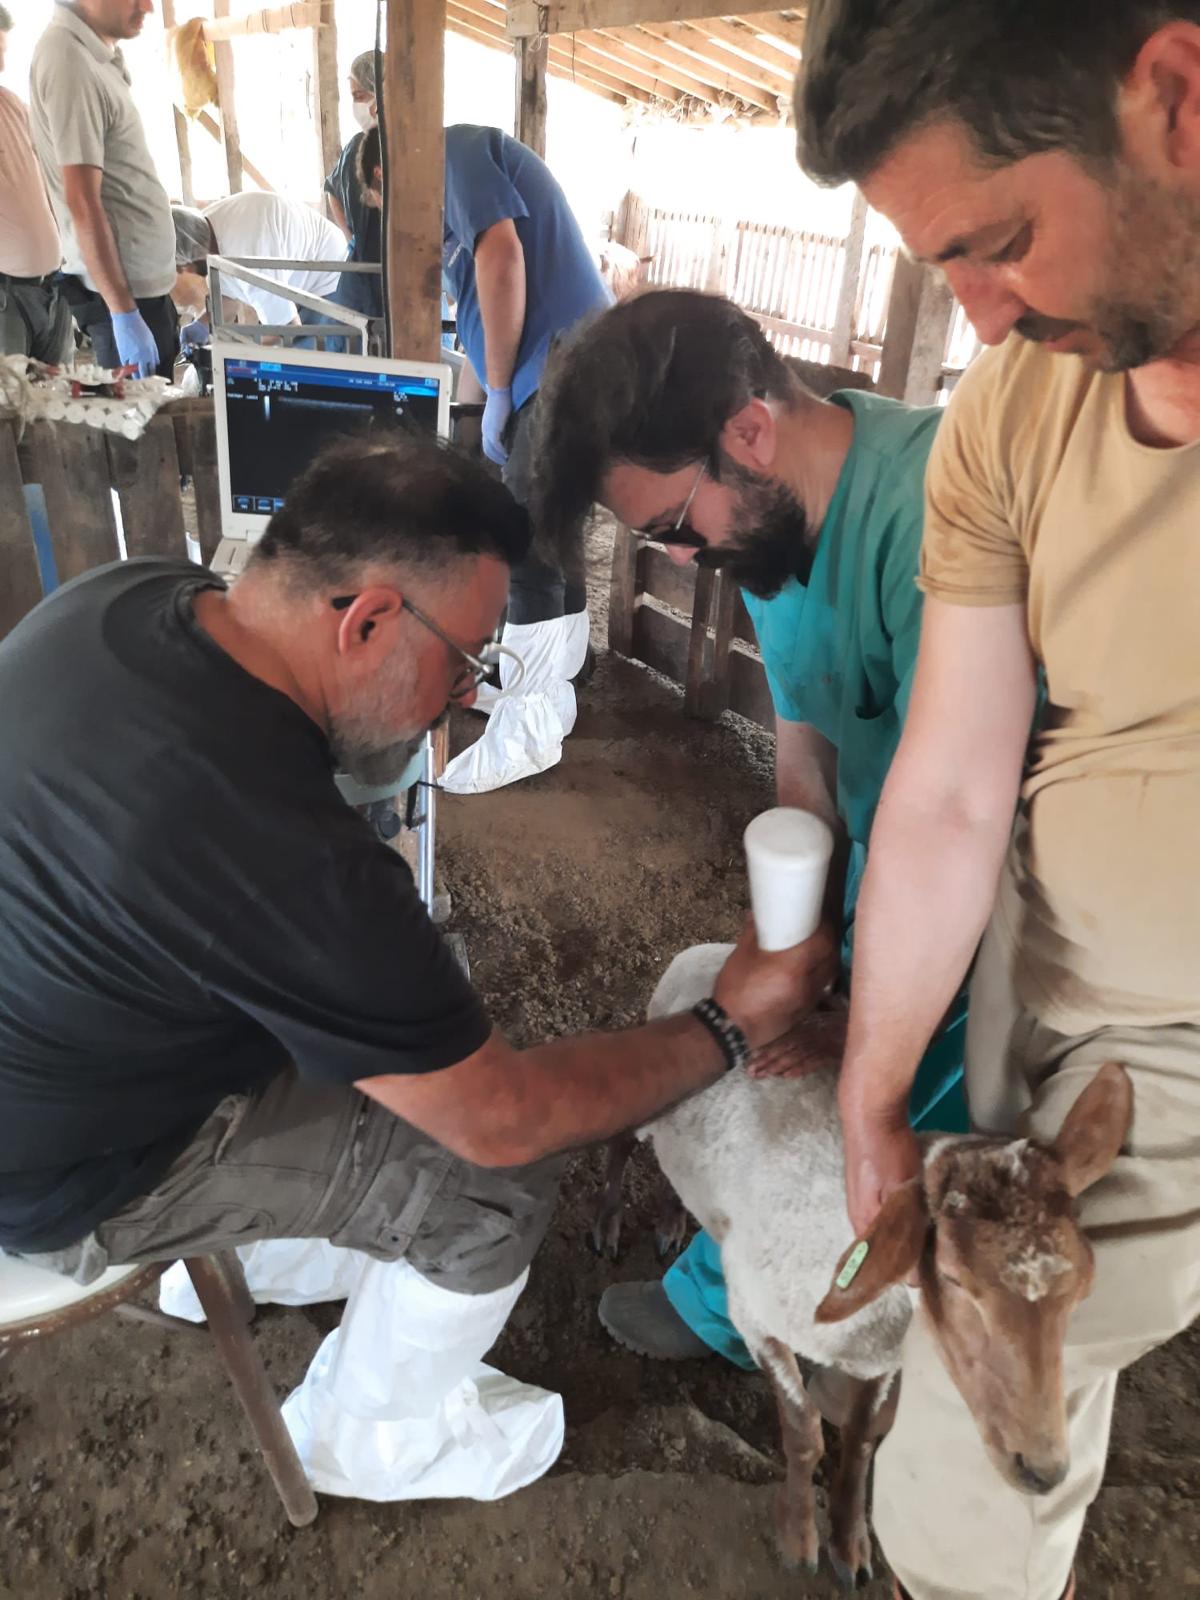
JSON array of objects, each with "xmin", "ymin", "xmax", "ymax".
[{"xmin": 742, "ymin": 389, "xmax": 966, "ymax": 1132}]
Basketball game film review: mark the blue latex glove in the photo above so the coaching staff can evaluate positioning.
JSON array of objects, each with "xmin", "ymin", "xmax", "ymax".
[
  {"xmin": 481, "ymin": 384, "xmax": 513, "ymax": 466},
  {"xmin": 180, "ymin": 319, "xmax": 211, "ymax": 353},
  {"xmin": 110, "ymin": 308, "xmax": 160, "ymax": 378}
]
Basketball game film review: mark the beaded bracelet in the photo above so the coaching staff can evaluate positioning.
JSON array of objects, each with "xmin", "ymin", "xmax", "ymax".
[{"xmin": 691, "ymin": 997, "xmax": 751, "ymax": 1073}]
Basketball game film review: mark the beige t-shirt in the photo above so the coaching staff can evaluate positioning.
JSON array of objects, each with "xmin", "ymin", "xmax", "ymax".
[
  {"xmin": 0, "ymin": 88, "xmax": 62, "ymax": 278},
  {"xmin": 920, "ymin": 336, "xmax": 1200, "ymax": 1034},
  {"xmin": 29, "ymin": 3, "xmax": 175, "ymax": 299}
]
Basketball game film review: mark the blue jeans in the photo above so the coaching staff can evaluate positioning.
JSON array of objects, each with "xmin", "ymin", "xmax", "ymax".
[
  {"xmin": 294, "ymin": 302, "xmax": 346, "ymax": 353},
  {"xmin": 663, "ymin": 1016, "xmax": 969, "ymax": 1368}
]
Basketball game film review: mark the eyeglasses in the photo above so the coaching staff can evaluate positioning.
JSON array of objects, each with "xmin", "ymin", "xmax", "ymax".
[
  {"xmin": 330, "ymin": 593, "xmax": 520, "ymax": 699},
  {"xmin": 633, "ymin": 461, "xmax": 707, "ymax": 548}
]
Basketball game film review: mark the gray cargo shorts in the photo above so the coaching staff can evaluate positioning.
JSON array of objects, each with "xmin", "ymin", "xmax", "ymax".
[{"xmin": 28, "ymin": 1069, "xmax": 566, "ymax": 1296}]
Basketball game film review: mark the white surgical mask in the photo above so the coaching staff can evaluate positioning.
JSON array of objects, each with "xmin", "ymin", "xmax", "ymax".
[{"xmin": 352, "ymin": 102, "xmax": 375, "ymax": 132}]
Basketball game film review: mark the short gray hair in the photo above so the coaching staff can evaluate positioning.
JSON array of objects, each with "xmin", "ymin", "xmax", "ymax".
[
  {"xmin": 796, "ymin": 0, "xmax": 1200, "ymax": 186},
  {"xmin": 0, "ymin": 5, "xmax": 14, "ymax": 31}
]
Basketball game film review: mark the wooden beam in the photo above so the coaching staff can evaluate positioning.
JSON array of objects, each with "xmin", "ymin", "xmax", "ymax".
[
  {"xmin": 829, "ymin": 187, "xmax": 867, "ymax": 365},
  {"xmin": 604, "ymin": 24, "xmax": 784, "ymax": 110},
  {"xmin": 194, "ymin": 109, "xmax": 276, "ymax": 191},
  {"xmin": 700, "ymin": 16, "xmax": 800, "ymax": 78},
  {"xmin": 384, "ymin": 0, "xmax": 445, "ymax": 362},
  {"xmin": 160, "ymin": 0, "xmax": 195, "ymax": 204},
  {"xmin": 311, "ymin": 0, "xmax": 341, "ymax": 190},
  {"xmin": 201, "ymin": 2, "xmax": 320, "ymax": 41},
  {"xmin": 0, "ymin": 425, "xmax": 41, "ymax": 641},
  {"xmin": 736, "ymin": 10, "xmax": 807, "ymax": 53},
  {"xmin": 446, "ymin": 6, "xmax": 637, "ymax": 99},
  {"xmin": 633, "ymin": 20, "xmax": 791, "ymax": 100},
  {"xmin": 515, "ymin": 30, "xmax": 548, "ymax": 156},
  {"xmin": 509, "ymin": 1, "xmax": 767, "ymax": 36},
  {"xmin": 550, "ymin": 32, "xmax": 676, "ymax": 100},
  {"xmin": 212, "ymin": 0, "xmax": 243, "ymax": 193},
  {"xmin": 575, "ymin": 26, "xmax": 762, "ymax": 106}
]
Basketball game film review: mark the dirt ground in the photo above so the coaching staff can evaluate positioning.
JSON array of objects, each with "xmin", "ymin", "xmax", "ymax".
[{"xmin": 2, "ymin": 524, "xmax": 1198, "ymax": 1599}]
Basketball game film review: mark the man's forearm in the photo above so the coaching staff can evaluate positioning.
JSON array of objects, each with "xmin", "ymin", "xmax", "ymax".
[
  {"xmin": 474, "ymin": 232, "xmax": 526, "ymax": 389},
  {"xmin": 69, "ymin": 197, "xmax": 136, "ymax": 313},
  {"xmin": 839, "ymin": 794, "xmax": 1010, "ymax": 1122},
  {"xmin": 775, "ymin": 718, "xmax": 848, "ymax": 929},
  {"xmin": 490, "ymin": 1013, "xmax": 725, "ymax": 1164}
]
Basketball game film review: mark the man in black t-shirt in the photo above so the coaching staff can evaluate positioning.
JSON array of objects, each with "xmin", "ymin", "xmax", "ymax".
[{"xmin": 0, "ymin": 433, "xmax": 828, "ymax": 1499}]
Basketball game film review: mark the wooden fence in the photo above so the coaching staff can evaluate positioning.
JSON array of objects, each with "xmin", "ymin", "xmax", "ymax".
[
  {"xmin": 619, "ymin": 190, "xmax": 890, "ymax": 378},
  {"xmin": 1, "ymin": 401, "xmax": 219, "ymax": 642},
  {"xmin": 618, "ymin": 190, "xmax": 983, "ymax": 400}
]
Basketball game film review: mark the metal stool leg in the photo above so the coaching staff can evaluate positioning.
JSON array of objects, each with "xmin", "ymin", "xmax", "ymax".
[{"xmin": 183, "ymin": 1254, "xmax": 318, "ymax": 1528}]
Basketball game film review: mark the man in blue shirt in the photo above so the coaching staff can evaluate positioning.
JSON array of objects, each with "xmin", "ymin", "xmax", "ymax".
[
  {"xmin": 535, "ymin": 288, "xmax": 969, "ymax": 1369},
  {"xmin": 360, "ymin": 123, "xmax": 611, "ymax": 792}
]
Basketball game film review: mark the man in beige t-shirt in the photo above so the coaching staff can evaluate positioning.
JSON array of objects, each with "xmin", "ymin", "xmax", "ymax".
[
  {"xmin": 0, "ymin": 5, "xmax": 71, "ymax": 363},
  {"xmin": 30, "ymin": 0, "xmax": 176, "ymax": 377},
  {"xmin": 793, "ymin": 4, "xmax": 1200, "ymax": 1598}
]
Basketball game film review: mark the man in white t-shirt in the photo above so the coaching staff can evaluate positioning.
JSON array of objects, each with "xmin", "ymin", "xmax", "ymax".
[{"xmin": 172, "ymin": 193, "xmax": 349, "ymax": 348}]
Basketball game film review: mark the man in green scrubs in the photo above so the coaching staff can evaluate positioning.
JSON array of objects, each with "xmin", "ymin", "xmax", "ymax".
[{"xmin": 534, "ymin": 288, "xmax": 968, "ymax": 1367}]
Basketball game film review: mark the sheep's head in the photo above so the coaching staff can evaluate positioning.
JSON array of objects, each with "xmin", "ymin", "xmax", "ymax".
[{"xmin": 815, "ymin": 1062, "xmax": 1132, "ymax": 1495}]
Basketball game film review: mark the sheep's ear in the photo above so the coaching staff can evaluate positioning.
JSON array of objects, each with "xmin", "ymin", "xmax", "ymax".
[
  {"xmin": 815, "ymin": 1181, "xmax": 928, "ymax": 1323},
  {"xmin": 1052, "ymin": 1062, "xmax": 1133, "ymax": 1198}
]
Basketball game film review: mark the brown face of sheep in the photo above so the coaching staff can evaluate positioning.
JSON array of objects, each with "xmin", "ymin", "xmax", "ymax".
[{"xmin": 816, "ymin": 1062, "xmax": 1133, "ymax": 1497}]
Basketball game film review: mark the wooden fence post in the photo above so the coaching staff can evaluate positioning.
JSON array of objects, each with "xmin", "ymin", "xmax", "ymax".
[
  {"xmin": 514, "ymin": 15, "xmax": 548, "ymax": 156},
  {"xmin": 829, "ymin": 189, "xmax": 868, "ymax": 366},
  {"xmin": 160, "ymin": 0, "xmax": 195, "ymax": 205}
]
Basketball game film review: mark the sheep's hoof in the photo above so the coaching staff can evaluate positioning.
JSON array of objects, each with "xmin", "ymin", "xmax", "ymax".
[
  {"xmin": 780, "ymin": 1552, "xmax": 820, "ymax": 1577},
  {"xmin": 587, "ymin": 1210, "xmax": 623, "ymax": 1261},
  {"xmin": 829, "ymin": 1551, "xmax": 874, "ymax": 1591}
]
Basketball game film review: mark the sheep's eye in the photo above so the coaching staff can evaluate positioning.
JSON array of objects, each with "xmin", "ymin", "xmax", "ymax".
[{"xmin": 938, "ymin": 1270, "xmax": 964, "ymax": 1289}]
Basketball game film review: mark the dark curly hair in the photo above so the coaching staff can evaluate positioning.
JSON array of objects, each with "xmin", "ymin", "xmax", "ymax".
[{"xmin": 531, "ymin": 288, "xmax": 805, "ymax": 558}]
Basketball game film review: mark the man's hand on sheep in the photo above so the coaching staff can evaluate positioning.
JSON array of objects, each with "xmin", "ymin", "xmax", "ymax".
[
  {"xmin": 745, "ymin": 995, "xmax": 848, "ymax": 1079},
  {"xmin": 713, "ymin": 915, "xmax": 840, "ymax": 1051},
  {"xmin": 839, "ymin": 1102, "xmax": 922, "ymax": 1238}
]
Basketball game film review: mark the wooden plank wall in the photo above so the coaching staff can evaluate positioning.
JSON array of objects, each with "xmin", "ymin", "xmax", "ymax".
[{"xmin": 0, "ymin": 400, "xmax": 221, "ymax": 643}]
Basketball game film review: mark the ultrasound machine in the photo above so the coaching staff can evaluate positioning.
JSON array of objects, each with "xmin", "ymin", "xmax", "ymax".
[{"xmin": 209, "ymin": 345, "xmax": 454, "ymax": 921}]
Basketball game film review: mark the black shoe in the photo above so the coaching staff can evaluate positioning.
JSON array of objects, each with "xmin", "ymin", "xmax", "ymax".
[{"xmin": 598, "ymin": 1281, "xmax": 712, "ymax": 1360}]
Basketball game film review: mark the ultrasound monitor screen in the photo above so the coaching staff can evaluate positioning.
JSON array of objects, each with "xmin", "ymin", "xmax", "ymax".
[{"xmin": 222, "ymin": 357, "xmax": 442, "ymax": 516}]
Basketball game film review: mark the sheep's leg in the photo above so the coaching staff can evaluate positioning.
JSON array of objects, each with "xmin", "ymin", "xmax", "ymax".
[
  {"xmin": 827, "ymin": 1371, "xmax": 899, "ymax": 1591},
  {"xmin": 654, "ymin": 1190, "xmax": 690, "ymax": 1259},
  {"xmin": 755, "ymin": 1336, "xmax": 825, "ymax": 1575},
  {"xmin": 589, "ymin": 1130, "xmax": 636, "ymax": 1260}
]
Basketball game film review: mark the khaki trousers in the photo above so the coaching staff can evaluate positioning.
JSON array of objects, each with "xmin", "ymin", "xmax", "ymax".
[{"xmin": 875, "ymin": 859, "xmax": 1200, "ymax": 1600}]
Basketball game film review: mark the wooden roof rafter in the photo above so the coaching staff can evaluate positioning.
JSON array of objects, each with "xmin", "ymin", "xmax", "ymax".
[{"xmin": 444, "ymin": 3, "xmax": 808, "ymax": 121}]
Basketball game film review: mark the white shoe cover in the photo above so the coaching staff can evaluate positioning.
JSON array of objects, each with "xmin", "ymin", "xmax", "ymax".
[
  {"xmin": 280, "ymin": 1258, "xmax": 563, "ymax": 1502},
  {"xmin": 159, "ymin": 1238, "xmax": 369, "ymax": 1322},
  {"xmin": 440, "ymin": 612, "xmax": 591, "ymax": 795}
]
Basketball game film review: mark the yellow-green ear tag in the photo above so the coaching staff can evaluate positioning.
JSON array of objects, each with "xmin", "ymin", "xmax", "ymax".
[{"xmin": 836, "ymin": 1239, "xmax": 869, "ymax": 1290}]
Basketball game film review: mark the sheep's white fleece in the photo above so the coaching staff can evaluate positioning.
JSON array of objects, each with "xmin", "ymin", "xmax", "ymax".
[{"xmin": 643, "ymin": 944, "xmax": 910, "ymax": 1381}]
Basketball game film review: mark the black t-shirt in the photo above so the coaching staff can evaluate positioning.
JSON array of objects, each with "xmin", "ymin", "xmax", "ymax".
[{"xmin": 0, "ymin": 560, "xmax": 490, "ymax": 1251}]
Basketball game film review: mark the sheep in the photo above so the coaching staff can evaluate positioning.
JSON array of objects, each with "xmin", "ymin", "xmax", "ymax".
[{"xmin": 630, "ymin": 942, "xmax": 1132, "ymax": 1588}]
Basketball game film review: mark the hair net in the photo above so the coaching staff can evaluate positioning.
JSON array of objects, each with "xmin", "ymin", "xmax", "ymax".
[
  {"xmin": 171, "ymin": 205, "xmax": 212, "ymax": 268},
  {"xmin": 350, "ymin": 49, "xmax": 379, "ymax": 95}
]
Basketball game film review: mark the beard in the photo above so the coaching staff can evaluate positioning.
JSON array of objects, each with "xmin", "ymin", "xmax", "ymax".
[
  {"xmin": 697, "ymin": 459, "xmax": 815, "ymax": 600},
  {"xmin": 329, "ymin": 655, "xmax": 445, "ymax": 789},
  {"xmin": 1016, "ymin": 165, "xmax": 1200, "ymax": 373}
]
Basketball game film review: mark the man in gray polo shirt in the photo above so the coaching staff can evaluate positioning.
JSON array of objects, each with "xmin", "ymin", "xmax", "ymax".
[{"xmin": 30, "ymin": 0, "xmax": 176, "ymax": 377}]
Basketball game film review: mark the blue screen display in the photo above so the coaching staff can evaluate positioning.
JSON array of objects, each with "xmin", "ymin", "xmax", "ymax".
[{"xmin": 223, "ymin": 358, "xmax": 442, "ymax": 514}]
